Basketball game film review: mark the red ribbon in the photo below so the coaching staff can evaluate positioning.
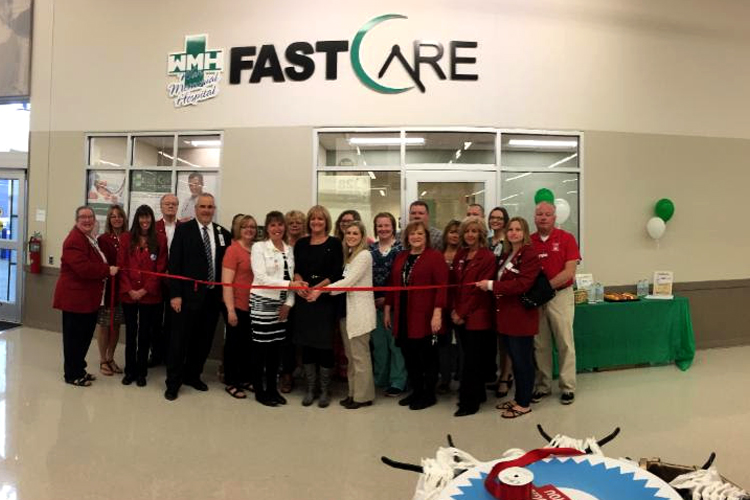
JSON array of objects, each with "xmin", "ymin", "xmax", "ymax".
[
  {"xmin": 484, "ymin": 448, "xmax": 584, "ymax": 499},
  {"xmin": 108, "ymin": 268, "xmax": 479, "ymax": 337}
]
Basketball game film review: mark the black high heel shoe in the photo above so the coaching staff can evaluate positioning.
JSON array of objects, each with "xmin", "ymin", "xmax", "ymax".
[{"xmin": 495, "ymin": 376, "xmax": 514, "ymax": 398}]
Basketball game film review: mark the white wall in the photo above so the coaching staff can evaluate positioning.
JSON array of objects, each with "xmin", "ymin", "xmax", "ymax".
[{"xmin": 30, "ymin": 0, "xmax": 750, "ymax": 139}]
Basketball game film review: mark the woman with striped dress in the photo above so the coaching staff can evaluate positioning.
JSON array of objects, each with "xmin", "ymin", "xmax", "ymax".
[{"xmin": 249, "ymin": 211, "xmax": 306, "ymax": 407}]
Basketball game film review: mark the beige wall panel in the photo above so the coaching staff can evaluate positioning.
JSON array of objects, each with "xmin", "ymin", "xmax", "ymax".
[
  {"xmin": 30, "ymin": 0, "xmax": 750, "ymax": 139},
  {"xmin": 219, "ymin": 127, "xmax": 313, "ymax": 223},
  {"xmin": 583, "ymin": 131, "xmax": 750, "ymax": 284}
]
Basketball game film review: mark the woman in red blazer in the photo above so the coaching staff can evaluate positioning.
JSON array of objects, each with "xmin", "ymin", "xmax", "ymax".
[
  {"xmin": 53, "ymin": 206, "xmax": 118, "ymax": 386},
  {"xmin": 117, "ymin": 205, "xmax": 168, "ymax": 387},
  {"xmin": 450, "ymin": 217, "xmax": 497, "ymax": 417},
  {"xmin": 477, "ymin": 216, "xmax": 541, "ymax": 419},
  {"xmin": 384, "ymin": 220, "xmax": 449, "ymax": 410}
]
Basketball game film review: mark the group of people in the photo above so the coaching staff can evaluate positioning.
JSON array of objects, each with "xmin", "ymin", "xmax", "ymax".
[{"xmin": 53, "ymin": 192, "xmax": 580, "ymax": 418}]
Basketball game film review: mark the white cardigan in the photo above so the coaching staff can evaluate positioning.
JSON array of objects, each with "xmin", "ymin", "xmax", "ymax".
[
  {"xmin": 327, "ymin": 250, "xmax": 376, "ymax": 338},
  {"xmin": 250, "ymin": 240, "xmax": 295, "ymax": 307}
]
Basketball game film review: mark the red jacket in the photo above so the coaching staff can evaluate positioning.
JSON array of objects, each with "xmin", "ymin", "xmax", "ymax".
[
  {"xmin": 493, "ymin": 245, "xmax": 542, "ymax": 336},
  {"xmin": 97, "ymin": 232, "xmax": 123, "ymax": 306},
  {"xmin": 386, "ymin": 248, "xmax": 449, "ymax": 339},
  {"xmin": 450, "ymin": 247, "xmax": 497, "ymax": 331},
  {"xmin": 53, "ymin": 227, "xmax": 110, "ymax": 313},
  {"xmin": 117, "ymin": 232, "xmax": 168, "ymax": 304}
]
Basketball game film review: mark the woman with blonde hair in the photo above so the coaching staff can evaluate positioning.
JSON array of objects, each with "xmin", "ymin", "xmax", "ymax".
[
  {"xmin": 323, "ymin": 220, "xmax": 376, "ymax": 409},
  {"xmin": 293, "ymin": 205, "xmax": 344, "ymax": 408},
  {"xmin": 285, "ymin": 210, "xmax": 306, "ymax": 247},
  {"xmin": 96, "ymin": 204, "xmax": 127, "ymax": 376}
]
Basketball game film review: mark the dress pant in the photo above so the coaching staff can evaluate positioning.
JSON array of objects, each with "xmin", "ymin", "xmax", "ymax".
[
  {"xmin": 123, "ymin": 302, "xmax": 159, "ymax": 378},
  {"xmin": 62, "ymin": 311, "xmax": 98, "ymax": 381},
  {"xmin": 340, "ymin": 320, "xmax": 375, "ymax": 403},
  {"xmin": 504, "ymin": 334, "xmax": 535, "ymax": 408},
  {"xmin": 371, "ymin": 310, "xmax": 407, "ymax": 390},
  {"xmin": 456, "ymin": 327, "xmax": 492, "ymax": 410},
  {"xmin": 166, "ymin": 289, "xmax": 221, "ymax": 390},
  {"xmin": 221, "ymin": 307, "xmax": 252, "ymax": 386},
  {"xmin": 251, "ymin": 340, "xmax": 281, "ymax": 396},
  {"xmin": 483, "ymin": 332, "xmax": 500, "ymax": 382},
  {"xmin": 438, "ymin": 329, "xmax": 458, "ymax": 385},
  {"xmin": 401, "ymin": 336, "xmax": 439, "ymax": 403},
  {"xmin": 534, "ymin": 286, "xmax": 577, "ymax": 393}
]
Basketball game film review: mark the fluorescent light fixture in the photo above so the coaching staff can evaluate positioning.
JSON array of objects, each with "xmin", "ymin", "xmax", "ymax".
[
  {"xmin": 188, "ymin": 139, "xmax": 221, "ymax": 147},
  {"xmin": 463, "ymin": 141, "xmax": 472, "ymax": 150},
  {"xmin": 566, "ymin": 190, "xmax": 578, "ymax": 194},
  {"xmin": 420, "ymin": 190, "xmax": 428, "ymax": 197},
  {"xmin": 367, "ymin": 171, "xmax": 376, "ymax": 179},
  {"xmin": 547, "ymin": 153, "xmax": 578, "ymax": 169},
  {"xmin": 379, "ymin": 189, "xmax": 386, "ymax": 197},
  {"xmin": 501, "ymin": 193, "xmax": 519, "ymax": 201},
  {"xmin": 348, "ymin": 137, "xmax": 425, "ymax": 146},
  {"xmin": 455, "ymin": 150, "xmax": 462, "ymax": 159},
  {"xmin": 508, "ymin": 139, "xmax": 577, "ymax": 149},
  {"xmin": 562, "ymin": 178, "xmax": 578, "ymax": 183},
  {"xmin": 362, "ymin": 160, "xmax": 367, "ymax": 166},
  {"xmin": 160, "ymin": 150, "xmax": 201, "ymax": 168},
  {"xmin": 356, "ymin": 146, "xmax": 362, "ymax": 156},
  {"xmin": 504, "ymin": 172, "xmax": 532, "ymax": 182},
  {"xmin": 98, "ymin": 160, "xmax": 120, "ymax": 167}
]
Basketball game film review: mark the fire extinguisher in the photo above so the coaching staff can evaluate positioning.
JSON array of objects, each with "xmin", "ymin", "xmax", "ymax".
[{"xmin": 29, "ymin": 232, "xmax": 42, "ymax": 274}]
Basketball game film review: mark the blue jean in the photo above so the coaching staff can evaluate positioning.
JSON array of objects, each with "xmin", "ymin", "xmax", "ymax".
[{"xmin": 502, "ymin": 334, "xmax": 535, "ymax": 408}]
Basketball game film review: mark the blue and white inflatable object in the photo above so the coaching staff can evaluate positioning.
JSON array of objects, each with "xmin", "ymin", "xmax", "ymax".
[{"xmin": 437, "ymin": 455, "xmax": 683, "ymax": 500}]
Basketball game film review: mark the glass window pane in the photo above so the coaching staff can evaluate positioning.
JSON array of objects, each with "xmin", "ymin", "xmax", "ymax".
[
  {"xmin": 0, "ymin": 103, "xmax": 29, "ymax": 153},
  {"xmin": 318, "ymin": 133, "xmax": 401, "ymax": 167},
  {"xmin": 176, "ymin": 171, "xmax": 219, "ymax": 222},
  {"xmin": 0, "ymin": 179, "xmax": 19, "ymax": 242},
  {"xmin": 86, "ymin": 169, "xmax": 127, "ymax": 236},
  {"xmin": 0, "ymin": 250, "xmax": 17, "ymax": 303},
  {"xmin": 88, "ymin": 136, "xmax": 127, "ymax": 167},
  {"xmin": 132, "ymin": 135, "xmax": 174, "ymax": 167},
  {"xmin": 501, "ymin": 134, "xmax": 579, "ymax": 169},
  {"xmin": 500, "ymin": 171, "xmax": 579, "ymax": 242},
  {"xmin": 416, "ymin": 181, "xmax": 486, "ymax": 232},
  {"xmin": 129, "ymin": 170, "xmax": 174, "ymax": 221},
  {"xmin": 405, "ymin": 132, "xmax": 495, "ymax": 164},
  {"xmin": 317, "ymin": 171, "xmax": 401, "ymax": 233},
  {"xmin": 175, "ymin": 134, "xmax": 221, "ymax": 168}
]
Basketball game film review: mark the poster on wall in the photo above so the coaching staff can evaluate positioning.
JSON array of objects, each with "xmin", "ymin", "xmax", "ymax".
[
  {"xmin": 87, "ymin": 170, "xmax": 126, "ymax": 236},
  {"xmin": 176, "ymin": 171, "xmax": 217, "ymax": 222},
  {"xmin": 129, "ymin": 170, "xmax": 173, "ymax": 221}
]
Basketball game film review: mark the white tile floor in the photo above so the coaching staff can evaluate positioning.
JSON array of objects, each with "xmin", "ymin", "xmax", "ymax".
[{"xmin": 0, "ymin": 326, "xmax": 748, "ymax": 500}]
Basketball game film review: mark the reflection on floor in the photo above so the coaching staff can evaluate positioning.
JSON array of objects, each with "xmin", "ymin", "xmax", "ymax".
[{"xmin": 0, "ymin": 326, "xmax": 748, "ymax": 500}]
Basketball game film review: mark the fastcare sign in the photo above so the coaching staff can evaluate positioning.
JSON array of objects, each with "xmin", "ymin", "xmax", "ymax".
[{"xmin": 166, "ymin": 14, "xmax": 478, "ymax": 107}]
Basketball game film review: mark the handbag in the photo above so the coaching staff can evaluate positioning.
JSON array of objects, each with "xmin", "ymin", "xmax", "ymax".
[{"xmin": 519, "ymin": 271, "xmax": 556, "ymax": 309}]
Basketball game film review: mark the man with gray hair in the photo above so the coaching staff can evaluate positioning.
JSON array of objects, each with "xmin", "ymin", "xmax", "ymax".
[{"xmin": 530, "ymin": 201, "xmax": 580, "ymax": 405}]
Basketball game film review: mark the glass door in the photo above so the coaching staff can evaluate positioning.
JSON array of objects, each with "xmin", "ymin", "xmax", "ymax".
[
  {"xmin": 0, "ymin": 171, "xmax": 25, "ymax": 323},
  {"xmin": 405, "ymin": 171, "xmax": 496, "ymax": 231}
]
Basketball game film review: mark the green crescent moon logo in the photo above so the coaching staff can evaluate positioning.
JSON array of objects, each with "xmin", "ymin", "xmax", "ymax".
[{"xmin": 351, "ymin": 14, "xmax": 413, "ymax": 94}]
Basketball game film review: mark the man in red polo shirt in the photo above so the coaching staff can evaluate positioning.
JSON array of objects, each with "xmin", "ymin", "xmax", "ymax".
[{"xmin": 530, "ymin": 201, "xmax": 580, "ymax": 405}]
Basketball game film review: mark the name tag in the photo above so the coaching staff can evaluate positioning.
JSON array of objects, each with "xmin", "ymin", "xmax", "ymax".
[
  {"xmin": 538, "ymin": 253, "xmax": 549, "ymax": 259},
  {"xmin": 218, "ymin": 233, "xmax": 226, "ymax": 247}
]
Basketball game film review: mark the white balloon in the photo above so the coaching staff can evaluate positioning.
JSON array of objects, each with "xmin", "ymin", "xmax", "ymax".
[
  {"xmin": 646, "ymin": 217, "xmax": 666, "ymax": 239},
  {"xmin": 554, "ymin": 198, "xmax": 571, "ymax": 225}
]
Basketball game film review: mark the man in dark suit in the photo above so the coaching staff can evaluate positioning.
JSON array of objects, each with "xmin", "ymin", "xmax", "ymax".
[
  {"xmin": 164, "ymin": 193, "xmax": 231, "ymax": 401},
  {"xmin": 149, "ymin": 194, "xmax": 180, "ymax": 367}
]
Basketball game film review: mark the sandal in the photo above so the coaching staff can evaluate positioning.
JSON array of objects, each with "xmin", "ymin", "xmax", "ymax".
[
  {"xmin": 66, "ymin": 376, "xmax": 92, "ymax": 387},
  {"xmin": 225, "ymin": 385, "xmax": 247, "ymax": 399},
  {"xmin": 108, "ymin": 360, "xmax": 123, "ymax": 374},
  {"xmin": 238, "ymin": 382, "xmax": 254, "ymax": 393},
  {"xmin": 100, "ymin": 361, "xmax": 113, "ymax": 376},
  {"xmin": 495, "ymin": 376, "xmax": 514, "ymax": 398},
  {"xmin": 496, "ymin": 400, "xmax": 517, "ymax": 410},
  {"xmin": 501, "ymin": 406, "xmax": 532, "ymax": 419}
]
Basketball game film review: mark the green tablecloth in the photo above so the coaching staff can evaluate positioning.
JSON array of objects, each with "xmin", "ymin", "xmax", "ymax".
[{"xmin": 570, "ymin": 296, "xmax": 696, "ymax": 372}]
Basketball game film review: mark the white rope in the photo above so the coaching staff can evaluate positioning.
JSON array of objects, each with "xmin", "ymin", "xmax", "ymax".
[
  {"xmin": 670, "ymin": 468, "xmax": 749, "ymax": 500},
  {"xmin": 412, "ymin": 447, "xmax": 482, "ymax": 500},
  {"xmin": 545, "ymin": 433, "xmax": 603, "ymax": 455}
]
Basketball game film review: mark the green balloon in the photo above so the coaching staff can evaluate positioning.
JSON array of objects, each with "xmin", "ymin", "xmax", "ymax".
[
  {"xmin": 655, "ymin": 198, "xmax": 675, "ymax": 222},
  {"xmin": 534, "ymin": 188, "xmax": 554, "ymax": 204}
]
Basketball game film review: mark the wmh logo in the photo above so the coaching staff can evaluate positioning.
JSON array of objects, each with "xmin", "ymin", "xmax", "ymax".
[{"xmin": 168, "ymin": 34, "xmax": 223, "ymax": 88}]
